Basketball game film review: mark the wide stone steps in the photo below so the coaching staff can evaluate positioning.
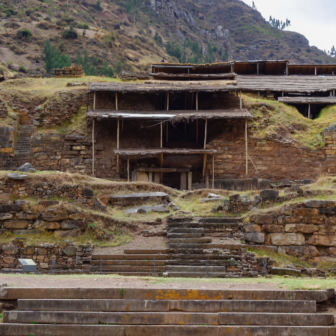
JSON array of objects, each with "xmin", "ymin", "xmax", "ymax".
[
  {"xmin": 90, "ymin": 260, "xmax": 166, "ymax": 266},
  {"xmin": 166, "ymin": 265, "xmax": 227, "ymax": 272},
  {"xmin": 14, "ymin": 125, "xmax": 34, "ymax": 156},
  {"xmin": 167, "ymin": 228, "xmax": 205, "ymax": 234},
  {"xmin": 90, "ymin": 265, "xmax": 165, "ymax": 272},
  {"xmin": 4, "ymin": 311, "xmax": 333, "ymax": 326},
  {"xmin": 17, "ymin": 299, "xmax": 317, "ymax": 313},
  {"xmin": 92, "ymin": 254, "xmax": 168, "ymax": 260},
  {"xmin": 168, "ymin": 238, "xmax": 212, "ymax": 244},
  {"xmin": 167, "ymin": 260, "xmax": 233, "ymax": 266},
  {"xmin": 167, "ymin": 233, "xmax": 204, "ymax": 238},
  {"xmin": 168, "ymin": 243, "xmax": 241, "ymax": 249},
  {"xmin": 167, "ymin": 222, "xmax": 240, "ymax": 228}
]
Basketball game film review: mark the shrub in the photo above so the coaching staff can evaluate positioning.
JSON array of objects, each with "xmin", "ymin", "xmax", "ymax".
[
  {"xmin": 17, "ymin": 28, "xmax": 32, "ymax": 39},
  {"xmin": 19, "ymin": 64, "xmax": 27, "ymax": 73},
  {"xmin": 63, "ymin": 28, "xmax": 78, "ymax": 39},
  {"xmin": 56, "ymin": 20, "xmax": 66, "ymax": 27},
  {"xmin": 0, "ymin": 67, "xmax": 4, "ymax": 75},
  {"xmin": 4, "ymin": 8, "xmax": 18, "ymax": 16},
  {"xmin": 82, "ymin": 23, "xmax": 89, "ymax": 29}
]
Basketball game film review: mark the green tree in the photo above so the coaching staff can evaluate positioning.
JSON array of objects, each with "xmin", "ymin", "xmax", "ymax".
[
  {"xmin": 116, "ymin": 61, "xmax": 122, "ymax": 74},
  {"xmin": 96, "ymin": 0, "xmax": 102, "ymax": 11},
  {"xmin": 75, "ymin": 49, "xmax": 83, "ymax": 65},
  {"xmin": 41, "ymin": 39, "xmax": 54, "ymax": 73},
  {"xmin": 107, "ymin": 66, "xmax": 114, "ymax": 77},
  {"xmin": 154, "ymin": 32, "xmax": 162, "ymax": 45}
]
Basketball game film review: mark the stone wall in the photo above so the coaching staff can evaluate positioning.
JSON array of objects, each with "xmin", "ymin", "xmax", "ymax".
[
  {"xmin": 0, "ymin": 240, "xmax": 92, "ymax": 272},
  {"xmin": 244, "ymin": 200, "xmax": 336, "ymax": 261}
]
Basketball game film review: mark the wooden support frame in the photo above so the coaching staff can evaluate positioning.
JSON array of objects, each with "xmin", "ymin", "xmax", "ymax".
[
  {"xmin": 203, "ymin": 119, "xmax": 208, "ymax": 177},
  {"xmin": 315, "ymin": 67, "xmax": 317, "ymax": 76},
  {"xmin": 92, "ymin": 120, "xmax": 95, "ymax": 177},
  {"xmin": 308, "ymin": 104, "xmax": 311, "ymax": 119},
  {"xmin": 115, "ymin": 92, "xmax": 118, "ymax": 110},
  {"xmin": 166, "ymin": 92, "xmax": 169, "ymax": 111},
  {"xmin": 196, "ymin": 92, "xmax": 199, "ymax": 111},
  {"xmin": 117, "ymin": 118, "xmax": 120, "ymax": 173},
  {"xmin": 286, "ymin": 63, "xmax": 289, "ymax": 76},
  {"xmin": 166, "ymin": 121, "xmax": 168, "ymax": 143},
  {"xmin": 245, "ymin": 119, "xmax": 248, "ymax": 176},
  {"xmin": 240, "ymin": 91, "xmax": 243, "ymax": 110},
  {"xmin": 212, "ymin": 155, "xmax": 215, "ymax": 189},
  {"xmin": 127, "ymin": 158, "xmax": 130, "ymax": 182},
  {"xmin": 93, "ymin": 91, "xmax": 96, "ymax": 110},
  {"xmin": 256, "ymin": 63, "xmax": 259, "ymax": 75}
]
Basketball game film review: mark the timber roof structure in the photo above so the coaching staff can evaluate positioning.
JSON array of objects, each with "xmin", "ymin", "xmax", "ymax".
[
  {"xmin": 278, "ymin": 96, "xmax": 336, "ymax": 104},
  {"xmin": 87, "ymin": 109, "xmax": 252, "ymax": 122},
  {"xmin": 114, "ymin": 148, "xmax": 218, "ymax": 157}
]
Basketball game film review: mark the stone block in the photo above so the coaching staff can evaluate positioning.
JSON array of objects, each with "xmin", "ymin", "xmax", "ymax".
[
  {"xmin": 271, "ymin": 267, "xmax": 301, "ymax": 276},
  {"xmin": 307, "ymin": 235, "xmax": 336, "ymax": 247},
  {"xmin": 262, "ymin": 225, "xmax": 283, "ymax": 233},
  {"xmin": 16, "ymin": 213, "xmax": 40, "ymax": 220},
  {"xmin": 54, "ymin": 229, "xmax": 81, "ymax": 238},
  {"xmin": 284, "ymin": 224, "xmax": 296, "ymax": 233},
  {"xmin": 270, "ymin": 233, "xmax": 305, "ymax": 246},
  {"xmin": 296, "ymin": 224, "xmax": 318, "ymax": 234},
  {"xmin": 4, "ymin": 220, "xmax": 28, "ymax": 229},
  {"xmin": 0, "ymin": 213, "xmax": 13, "ymax": 221},
  {"xmin": 293, "ymin": 208, "xmax": 319, "ymax": 216},
  {"xmin": 62, "ymin": 246, "xmax": 77, "ymax": 256},
  {"xmin": 260, "ymin": 189, "xmax": 279, "ymax": 200},
  {"xmin": 244, "ymin": 232, "xmax": 265, "ymax": 243},
  {"xmin": 244, "ymin": 224, "xmax": 261, "ymax": 233},
  {"xmin": 41, "ymin": 212, "xmax": 68, "ymax": 222},
  {"xmin": 304, "ymin": 200, "xmax": 335, "ymax": 208},
  {"xmin": 34, "ymin": 220, "xmax": 60, "ymax": 230},
  {"xmin": 253, "ymin": 215, "xmax": 274, "ymax": 224},
  {"xmin": 2, "ymin": 244, "xmax": 19, "ymax": 255}
]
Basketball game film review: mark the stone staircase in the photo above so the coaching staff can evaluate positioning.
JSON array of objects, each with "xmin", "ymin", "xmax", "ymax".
[
  {"xmin": 90, "ymin": 249, "xmax": 167, "ymax": 276},
  {"xmin": 0, "ymin": 287, "xmax": 335, "ymax": 335},
  {"xmin": 13, "ymin": 125, "xmax": 34, "ymax": 165}
]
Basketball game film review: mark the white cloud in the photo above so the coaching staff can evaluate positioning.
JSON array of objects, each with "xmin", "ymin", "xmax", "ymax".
[{"xmin": 241, "ymin": 0, "xmax": 336, "ymax": 52}]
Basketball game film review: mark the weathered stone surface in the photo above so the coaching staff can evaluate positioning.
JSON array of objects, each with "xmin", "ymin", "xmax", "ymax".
[
  {"xmin": 111, "ymin": 192, "xmax": 170, "ymax": 205},
  {"xmin": 284, "ymin": 224, "xmax": 297, "ymax": 233},
  {"xmin": 12, "ymin": 230, "xmax": 39, "ymax": 235},
  {"xmin": 16, "ymin": 213, "xmax": 40, "ymax": 220},
  {"xmin": 3, "ymin": 220, "xmax": 28, "ymax": 229},
  {"xmin": 271, "ymin": 267, "xmax": 301, "ymax": 276},
  {"xmin": 69, "ymin": 213, "xmax": 86, "ymax": 220},
  {"xmin": 260, "ymin": 189, "xmax": 279, "ymax": 200},
  {"xmin": 125, "ymin": 205, "xmax": 170, "ymax": 214},
  {"xmin": 296, "ymin": 224, "xmax": 318, "ymax": 234},
  {"xmin": 307, "ymin": 235, "xmax": 336, "ymax": 247},
  {"xmin": 18, "ymin": 163, "xmax": 36, "ymax": 173},
  {"xmin": 244, "ymin": 232, "xmax": 265, "ymax": 243},
  {"xmin": 38, "ymin": 201, "xmax": 60, "ymax": 206},
  {"xmin": 7, "ymin": 173, "xmax": 29, "ymax": 180},
  {"xmin": 83, "ymin": 187, "xmax": 94, "ymax": 197},
  {"xmin": 262, "ymin": 225, "xmax": 283, "ymax": 233},
  {"xmin": 293, "ymin": 208, "xmax": 319, "ymax": 216},
  {"xmin": 270, "ymin": 233, "xmax": 305, "ymax": 246},
  {"xmin": 253, "ymin": 215, "xmax": 274, "ymax": 224},
  {"xmin": 304, "ymin": 200, "xmax": 335, "ymax": 208},
  {"xmin": 61, "ymin": 221, "xmax": 80, "ymax": 230},
  {"xmin": 229, "ymin": 194, "xmax": 241, "ymax": 202},
  {"xmin": 0, "ymin": 213, "xmax": 13, "ymax": 221},
  {"xmin": 62, "ymin": 246, "xmax": 77, "ymax": 256},
  {"xmin": 244, "ymin": 224, "xmax": 261, "ymax": 233},
  {"xmin": 3, "ymin": 256, "xmax": 15, "ymax": 264},
  {"xmin": 319, "ymin": 207, "xmax": 336, "ymax": 215},
  {"xmin": 34, "ymin": 220, "xmax": 60, "ymax": 230},
  {"xmin": 54, "ymin": 229, "xmax": 81, "ymax": 238},
  {"xmin": 286, "ymin": 246, "xmax": 320, "ymax": 258},
  {"xmin": 2, "ymin": 244, "xmax": 19, "ymax": 255},
  {"xmin": 41, "ymin": 212, "xmax": 68, "ymax": 222}
]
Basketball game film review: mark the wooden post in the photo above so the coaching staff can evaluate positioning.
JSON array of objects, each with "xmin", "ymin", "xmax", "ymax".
[
  {"xmin": 245, "ymin": 119, "xmax": 248, "ymax": 176},
  {"xmin": 117, "ymin": 118, "xmax": 120, "ymax": 173},
  {"xmin": 231, "ymin": 63, "xmax": 234, "ymax": 73},
  {"xmin": 212, "ymin": 155, "xmax": 215, "ymax": 189},
  {"xmin": 185, "ymin": 92, "xmax": 187, "ymax": 110},
  {"xmin": 315, "ymin": 67, "xmax": 317, "ymax": 76},
  {"xmin": 331, "ymin": 91, "xmax": 333, "ymax": 97},
  {"xmin": 282, "ymin": 92, "xmax": 284, "ymax": 97},
  {"xmin": 334, "ymin": 90, "xmax": 335, "ymax": 97},
  {"xmin": 188, "ymin": 172, "xmax": 192, "ymax": 191},
  {"xmin": 196, "ymin": 92, "xmax": 199, "ymax": 111},
  {"xmin": 127, "ymin": 158, "xmax": 129, "ymax": 182},
  {"xmin": 160, "ymin": 122, "xmax": 163, "ymax": 148},
  {"xmin": 160, "ymin": 121, "xmax": 163, "ymax": 182},
  {"xmin": 308, "ymin": 104, "xmax": 311, "ymax": 119},
  {"xmin": 166, "ymin": 92, "xmax": 169, "ymax": 111},
  {"xmin": 115, "ymin": 92, "xmax": 118, "ymax": 110},
  {"xmin": 196, "ymin": 119, "xmax": 199, "ymax": 142},
  {"xmin": 203, "ymin": 119, "xmax": 208, "ymax": 177},
  {"xmin": 93, "ymin": 91, "xmax": 96, "ymax": 110},
  {"xmin": 166, "ymin": 121, "xmax": 168, "ymax": 143},
  {"xmin": 256, "ymin": 63, "xmax": 259, "ymax": 75},
  {"xmin": 240, "ymin": 91, "xmax": 242, "ymax": 110},
  {"xmin": 286, "ymin": 63, "xmax": 289, "ymax": 76},
  {"xmin": 92, "ymin": 120, "xmax": 95, "ymax": 177}
]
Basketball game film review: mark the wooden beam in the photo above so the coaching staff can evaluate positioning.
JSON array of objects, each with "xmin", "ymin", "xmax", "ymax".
[
  {"xmin": 240, "ymin": 91, "xmax": 242, "ymax": 110},
  {"xmin": 115, "ymin": 92, "xmax": 118, "ymax": 110},
  {"xmin": 92, "ymin": 120, "xmax": 95, "ymax": 177},
  {"xmin": 93, "ymin": 91, "xmax": 96, "ymax": 110},
  {"xmin": 137, "ymin": 168, "xmax": 177, "ymax": 173},
  {"xmin": 315, "ymin": 67, "xmax": 317, "ymax": 76},
  {"xmin": 286, "ymin": 62, "xmax": 289, "ymax": 76},
  {"xmin": 204, "ymin": 119, "xmax": 207, "ymax": 149},
  {"xmin": 256, "ymin": 63, "xmax": 259, "ymax": 75},
  {"xmin": 167, "ymin": 92, "xmax": 169, "ymax": 111},
  {"xmin": 212, "ymin": 154, "xmax": 215, "ymax": 189},
  {"xmin": 160, "ymin": 122, "xmax": 163, "ymax": 148},
  {"xmin": 166, "ymin": 121, "xmax": 168, "ymax": 143},
  {"xmin": 117, "ymin": 118, "xmax": 120, "ymax": 174},
  {"xmin": 196, "ymin": 119, "xmax": 198, "ymax": 142},
  {"xmin": 127, "ymin": 158, "xmax": 129, "ymax": 182},
  {"xmin": 308, "ymin": 104, "xmax": 311, "ymax": 119},
  {"xmin": 196, "ymin": 91, "xmax": 199, "ymax": 111},
  {"xmin": 245, "ymin": 119, "xmax": 248, "ymax": 176},
  {"xmin": 231, "ymin": 64, "xmax": 234, "ymax": 73},
  {"xmin": 188, "ymin": 171, "xmax": 192, "ymax": 191}
]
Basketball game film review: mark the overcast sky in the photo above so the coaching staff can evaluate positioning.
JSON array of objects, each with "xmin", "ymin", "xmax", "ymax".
[{"xmin": 241, "ymin": 0, "xmax": 335, "ymax": 53}]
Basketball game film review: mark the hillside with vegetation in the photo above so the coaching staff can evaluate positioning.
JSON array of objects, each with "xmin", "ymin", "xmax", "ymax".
[{"xmin": 0, "ymin": 0, "xmax": 334, "ymax": 77}]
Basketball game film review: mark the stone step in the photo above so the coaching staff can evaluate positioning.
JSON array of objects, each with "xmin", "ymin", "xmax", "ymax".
[
  {"xmin": 89, "ymin": 265, "xmax": 166, "ymax": 272},
  {"xmin": 0, "ymin": 324, "xmax": 334, "ymax": 336},
  {"xmin": 90, "ymin": 272, "xmax": 163, "ymax": 276},
  {"xmin": 167, "ymin": 223, "xmax": 240, "ymax": 228},
  {"xmin": 168, "ymin": 254, "xmax": 241, "ymax": 260},
  {"xmin": 18, "ymin": 299, "xmax": 317, "ymax": 313},
  {"xmin": 167, "ymin": 233, "xmax": 204, "ymax": 239},
  {"xmin": 92, "ymin": 254, "xmax": 168, "ymax": 260},
  {"xmin": 168, "ymin": 243, "xmax": 241, "ymax": 249},
  {"xmin": 90, "ymin": 260, "xmax": 166, "ymax": 266},
  {"xmin": 167, "ymin": 228, "xmax": 205, "ymax": 234},
  {"xmin": 166, "ymin": 266, "xmax": 227, "ymax": 272},
  {"xmin": 0, "ymin": 288, "xmax": 329, "ymax": 302},
  {"xmin": 199, "ymin": 217, "xmax": 241, "ymax": 224},
  {"xmin": 124, "ymin": 249, "xmax": 169, "ymax": 255},
  {"xmin": 167, "ymin": 260, "xmax": 232, "ymax": 266},
  {"xmin": 5, "ymin": 311, "xmax": 332, "ymax": 326},
  {"xmin": 168, "ymin": 238, "xmax": 212, "ymax": 244}
]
